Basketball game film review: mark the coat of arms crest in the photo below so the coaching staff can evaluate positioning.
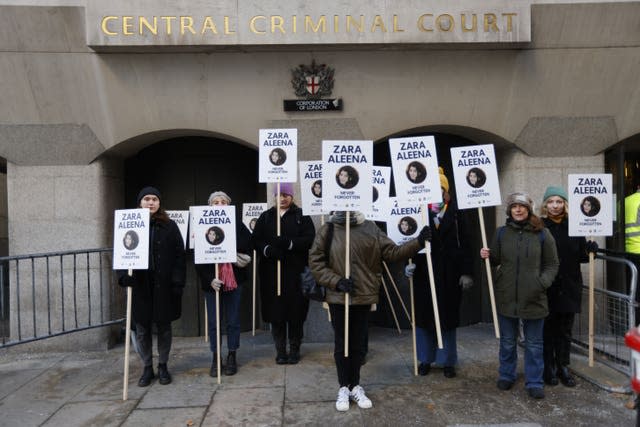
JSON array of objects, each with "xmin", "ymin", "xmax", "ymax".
[{"xmin": 291, "ymin": 60, "xmax": 334, "ymax": 99}]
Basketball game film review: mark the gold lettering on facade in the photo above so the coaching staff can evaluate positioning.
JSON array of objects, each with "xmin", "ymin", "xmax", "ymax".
[
  {"xmin": 224, "ymin": 16, "xmax": 236, "ymax": 34},
  {"xmin": 271, "ymin": 16, "xmax": 285, "ymax": 33},
  {"xmin": 417, "ymin": 14, "xmax": 434, "ymax": 32},
  {"xmin": 371, "ymin": 15, "xmax": 387, "ymax": 32},
  {"xmin": 393, "ymin": 15, "xmax": 404, "ymax": 32},
  {"xmin": 305, "ymin": 15, "xmax": 326, "ymax": 33},
  {"xmin": 502, "ymin": 13, "xmax": 516, "ymax": 32},
  {"xmin": 347, "ymin": 15, "xmax": 364, "ymax": 33},
  {"xmin": 201, "ymin": 17, "xmax": 218, "ymax": 34},
  {"xmin": 292, "ymin": 15, "xmax": 297, "ymax": 33},
  {"xmin": 334, "ymin": 15, "xmax": 339, "ymax": 33},
  {"xmin": 250, "ymin": 15, "xmax": 266, "ymax": 34},
  {"xmin": 101, "ymin": 16, "xmax": 118, "ymax": 36},
  {"xmin": 436, "ymin": 14, "xmax": 453, "ymax": 32},
  {"xmin": 484, "ymin": 13, "xmax": 498, "ymax": 32},
  {"xmin": 461, "ymin": 14, "xmax": 477, "ymax": 32},
  {"xmin": 161, "ymin": 16, "xmax": 176, "ymax": 35},
  {"xmin": 181, "ymin": 16, "xmax": 196, "ymax": 35},
  {"xmin": 122, "ymin": 16, "xmax": 134, "ymax": 35},
  {"xmin": 139, "ymin": 16, "xmax": 158, "ymax": 35}
]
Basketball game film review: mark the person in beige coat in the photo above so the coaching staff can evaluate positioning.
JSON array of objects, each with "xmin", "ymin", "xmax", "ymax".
[{"xmin": 309, "ymin": 210, "xmax": 430, "ymax": 412}]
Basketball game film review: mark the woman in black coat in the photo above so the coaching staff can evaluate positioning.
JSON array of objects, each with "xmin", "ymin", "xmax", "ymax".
[
  {"xmin": 118, "ymin": 187, "xmax": 186, "ymax": 387},
  {"xmin": 540, "ymin": 186, "xmax": 595, "ymax": 387},
  {"xmin": 252, "ymin": 183, "xmax": 315, "ymax": 364}
]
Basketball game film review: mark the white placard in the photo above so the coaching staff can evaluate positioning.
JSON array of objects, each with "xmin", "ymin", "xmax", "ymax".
[
  {"xmin": 189, "ymin": 206, "xmax": 198, "ymax": 249},
  {"xmin": 322, "ymin": 140, "xmax": 373, "ymax": 211},
  {"xmin": 242, "ymin": 203, "xmax": 267, "ymax": 233},
  {"xmin": 259, "ymin": 128, "xmax": 298, "ymax": 183},
  {"xmin": 113, "ymin": 208, "xmax": 150, "ymax": 270},
  {"xmin": 365, "ymin": 166, "xmax": 391, "ymax": 221},
  {"xmin": 193, "ymin": 205, "xmax": 237, "ymax": 264},
  {"xmin": 389, "ymin": 135, "xmax": 442, "ymax": 205},
  {"xmin": 166, "ymin": 210, "xmax": 189, "ymax": 249},
  {"xmin": 450, "ymin": 144, "xmax": 502, "ymax": 209},
  {"xmin": 385, "ymin": 197, "xmax": 427, "ymax": 246},
  {"xmin": 568, "ymin": 174, "xmax": 613, "ymax": 237},
  {"xmin": 299, "ymin": 161, "xmax": 325, "ymax": 216}
]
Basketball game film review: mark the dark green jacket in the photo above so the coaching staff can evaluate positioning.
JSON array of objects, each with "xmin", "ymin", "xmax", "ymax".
[{"xmin": 489, "ymin": 219, "xmax": 559, "ymax": 319}]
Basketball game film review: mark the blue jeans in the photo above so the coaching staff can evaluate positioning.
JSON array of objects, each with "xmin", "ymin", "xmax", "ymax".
[
  {"xmin": 204, "ymin": 288, "xmax": 241, "ymax": 353},
  {"xmin": 416, "ymin": 327, "xmax": 458, "ymax": 366},
  {"xmin": 498, "ymin": 314, "xmax": 544, "ymax": 389}
]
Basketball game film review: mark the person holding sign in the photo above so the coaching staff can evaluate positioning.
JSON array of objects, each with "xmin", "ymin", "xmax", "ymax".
[
  {"xmin": 252, "ymin": 183, "xmax": 315, "ymax": 365},
  {"xmin": 117, "ymin": 187, "xmax": 186, "ymax": 387},
  {"xmin": 195, "ymin": 191, "xmax": 252, "ymax": 377},
  {"xmin": 540, "ymin": 186, "xmax": 597, "ymax": 387},
  {"xmin": 480, "ymin": 192, "xmax": 559, "ymax": 400},
  {"xmin": 309, "ymin": 210, "xmax": 430, "ymax": 412},
  {"xmin": 405, "ymin": 168, "xmax": 474, "ymax": 378}
]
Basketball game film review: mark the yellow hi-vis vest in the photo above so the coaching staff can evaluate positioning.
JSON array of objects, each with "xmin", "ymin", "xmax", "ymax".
[{"xmin": 625, "ymin": 192, "xmax": 640, "ymax": 253}]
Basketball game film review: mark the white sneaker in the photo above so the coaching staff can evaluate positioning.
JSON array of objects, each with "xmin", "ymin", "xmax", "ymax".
[
  {"xmin": 335, "ymin": 386, "xmax": 350, "ymax": 411},
  {"xmin": 349, "ymin": 385, "xmax": 373, "ymax": 409}
]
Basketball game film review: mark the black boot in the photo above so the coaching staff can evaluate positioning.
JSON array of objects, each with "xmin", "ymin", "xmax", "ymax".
[
  {"xmin": 225, "ymin": 351, "xmax": 238, "ymax": 376},
  {"xmin": 273, "ymin": 325, "xmax": 288, "ymax": 365},
  {"xmin": 558, "ymin": 366, "xmax": 576, "ymax": 387},
  {"xmin": 543, "ymin": 365, "xmax": 559, "ymax": 386},
  {"xmin": 288, "ymin": 342, "xmax": 300, "ymax": 364},
  {"xmin": 157, "ymin": 363, "xmax": 172, "ymax": 385},
  {"xmin": 138, "ymin": 365, "xmax": 155, "ymax": 387}
]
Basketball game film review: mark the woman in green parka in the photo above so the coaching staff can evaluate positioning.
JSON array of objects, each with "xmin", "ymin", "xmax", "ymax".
[{"xmin": 480, "ymin": 192, "xmax": 559, "ymax": 400}]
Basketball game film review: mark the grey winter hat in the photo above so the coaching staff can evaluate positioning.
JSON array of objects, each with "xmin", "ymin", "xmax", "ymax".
[
  {"xmin": 505, "ymin": 192, "xmax": 534, "ymax": 216},
  {"xmin": 208, "ymin": 191, "xmax": 232, "ymax": 205}
]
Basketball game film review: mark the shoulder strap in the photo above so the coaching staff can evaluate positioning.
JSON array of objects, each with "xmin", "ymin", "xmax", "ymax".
[{"xmin": 497, "ymin": 225, "xmax": 505, "ymax": 245}]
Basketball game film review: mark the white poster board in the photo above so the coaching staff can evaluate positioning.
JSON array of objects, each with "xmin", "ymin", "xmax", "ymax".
[
  {"xmin": 385, "ymin": 197, "xmax": 426, "ymax": 246},
  {"xmin": 193, "ymin": 205, "xmax": 237, "ymax": 264},
  {"xmin": 365, "ymin": 166, "xmax": 391, "ymax": 221},
  {"xmin": 258, "ymin": 128, "xmax": 298, "ymax": 183},
  {"xmin": 113, "ymin": 208, "xmax": 150, "ymax": 270},
  {"xmin": 568, "ymin": 174, "xmax": 613, "ymax": 237},
  {"xmin": 299, "ymin": 161, "xmax": 324, "ymax": 216},
  {"xmin": 189, "ymin": 206, "xmax": 198, "ymax": 249},
  {"xmin": 166, "ymin": 210, "xmax": 189, "ymax": 249},
  {"xmin": 389, "ymin": 135, "xmax": 442, "ymax": 205},
  {"xmin": 242, "ymin": 203, "xmax": 267, "ymax": 233},
  {"xmin": 322, "ymin": 140, "xmax": 373, "ymax": 211},
  {"xmin": 450, "ymin": 144, "xmax": 502, "ymax": 209}
]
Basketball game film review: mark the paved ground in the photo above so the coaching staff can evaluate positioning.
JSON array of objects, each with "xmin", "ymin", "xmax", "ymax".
[{"xmin": 0, "ymin": 323, "xmax": 636, "ymax": 427}]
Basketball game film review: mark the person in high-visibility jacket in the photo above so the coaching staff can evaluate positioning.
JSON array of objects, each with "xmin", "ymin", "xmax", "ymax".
[{"xmin": 625, "ymin": 185, "xmax": 640, "ymax": 254}]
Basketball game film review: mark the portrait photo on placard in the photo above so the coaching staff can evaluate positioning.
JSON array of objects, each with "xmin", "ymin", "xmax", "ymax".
[
  {"xmin": 372, "ymin": 186, "xmax": 379, "ymax": 203},
  {"xmin": 335, "ymin": 165, "xmax": 359, "ymax": 189},
  {"xmin": 398, "ymin": 216, "xmax": 418, "ymax": 236},
  {"xmin": 311, "ymin": 179, "xmax": 322, "ymax": 198},
  {"xmin": 406, "ymin": 161, "xmax": 427, "ymax": 184},
  {"xmin": 466, "ymin": 167, "xmax": 487, "ymax": 188},
  {"xmin": 580, "ymin": 196, "xmax": 601, "ymax": 217},
  {"xmin": 205, "ymin": 226, "xmax": 225, "ymax": 246},
  {"xmin": 123, "ymin": 230, "xmax": 139, "ymax": 250},
  {"xmin": 269, "ymin": 148, "xmax": 287, "ymax": 166}
]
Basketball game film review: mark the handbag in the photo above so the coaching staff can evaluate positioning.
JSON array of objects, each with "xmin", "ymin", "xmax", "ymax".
[{"xmin": 300, "ymin": 223, "xmax": 334, "ymax": 302}]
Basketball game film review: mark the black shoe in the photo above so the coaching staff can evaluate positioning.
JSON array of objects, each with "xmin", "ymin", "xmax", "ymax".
[
  {"xmin": 528, "ymin": 387, "xmax": 545, "ymax": 399},
  {"xmin": 276, "ymin": 352, "xmax": 288, "ymax": 365},
  {"xmin": 209, "ymin": 353, "xmax": 224, "ymax": 378},
  {"xmin": 558, "ymin": 366, "xmax": 576, "ymax": 387},
  {"xmin": 224, "ymin": 351, "xmax": 238, "ymax": 376},
  {"xmin": 543, "ymin": 367, "xmax": 559, "ymax": 386},
  {"xmin": 443, "ymin": 366, "xmax": 456, "ymax": 378},
  {"xmin": 157, "ymin": 363, "xmax": 171, "ymax": 385},
  {"xmin": 288, "ymin": 350, "xmax": 300, "ymax": 364},
  {"xmin": 497, "ymin": 379, "xmax": 514, "ymax": 391},
  {"xmin": 138, "ymin": 365, "xmax": 155, "ymax": 387},
  {"xmin": 418, "ymin": 363, "xmax": 431, "ymax": 376}
]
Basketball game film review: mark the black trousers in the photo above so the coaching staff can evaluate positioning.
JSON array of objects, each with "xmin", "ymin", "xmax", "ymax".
[
  {"xmin": 329, "ymin": 303, "xmax": 371, "ymax": 388},
  {"xmin": 271, "ymin": 319, "xmax": 304, "ymax": 349},
  {"xmin": 135, "ymin": 321, "xmax": 172, "ymax": 367},
  {"xmin": 543, "ymin": 312, "xmax": 575, "ymax": 369}
]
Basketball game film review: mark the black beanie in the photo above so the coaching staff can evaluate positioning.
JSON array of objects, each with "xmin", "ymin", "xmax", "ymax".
[{"xmin": 137, "ymin": 186, "xmax": 161, "ymax": 206}]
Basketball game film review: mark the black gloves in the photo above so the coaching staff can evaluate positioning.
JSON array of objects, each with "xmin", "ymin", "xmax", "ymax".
[
  {"xmin": 335, "ymin": 278, "xmax": 354, "ymax": 293},
  {"xmin": 418, "ymin": 226, "xmax": 432, "ymax": 243},
  {"xmin": 274, "ymin": 236, "xmax": 292, "ymax": 251},
  {"xmin": 119, "ymin": 274, "xmax": 135, "ymax": 287},
  {"xmin": 586, "ymin": 240, "xmax": 599, "ymax": 254},
  {"xmin": 265, "ymin": 245, "xmax": 284, "ymax": 260}
]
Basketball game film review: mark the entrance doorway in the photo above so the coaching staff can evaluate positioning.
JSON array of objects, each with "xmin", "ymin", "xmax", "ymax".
[{"xmin": 124, "ymin": 136, "xmax": 265, "ymax": 336}]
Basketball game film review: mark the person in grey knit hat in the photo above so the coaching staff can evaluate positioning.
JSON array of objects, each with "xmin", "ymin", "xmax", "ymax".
[{"xmin": 480, "ymin": 191, "xmax": 559, "ymax": 400}]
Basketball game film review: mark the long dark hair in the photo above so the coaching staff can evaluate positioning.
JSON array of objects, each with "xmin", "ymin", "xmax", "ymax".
[{"xmin": 152, "ymin": 208, "xmax": 170, "ymax": 223}]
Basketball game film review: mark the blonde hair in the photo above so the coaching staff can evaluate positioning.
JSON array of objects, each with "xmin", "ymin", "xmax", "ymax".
[{"xmin": 540, "ymin": 196, "xmax": 569, "ymax": 218}]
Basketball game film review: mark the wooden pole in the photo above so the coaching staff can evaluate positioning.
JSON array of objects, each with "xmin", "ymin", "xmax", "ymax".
[
  {"xmin": 252, "ymin": 249, "xmax": 257, "ymax": 336},
  {"xmin": 215, "ymin": 264, "xmax": 221, "ymax": 384},
  {"xmin": 382, "ymin": 261, "xmax": 411, "ymax": 323},
  {"xmin": 204, "ymin": 299, "xmax": 209, "ymax": 342},
  {"xmin": 409, "ymin": 259, "xmax": 418, "ymax": 376},
  {"xmin": 345, "ymin": 211, "xmax": 350, "ymax": 358},
  {"xmin": 122, "ymin": 269, "xmax": 133, "ymax": 401},
  {"xmin": 422, "ymin": 209, "xmax": 443, "ymax": 349},
  {"xmin": 478, "ymin": 207, "xmax": 500, "ymax": 339},
  {"xmin": 588, "ymin": 239, "xmax": 595, "ymax": 367},
  {"xmin": 380, "ymin": 275, "xmax": 401, "ymax": 334},
  {"xmin": 277, "ymin": 183, "xmax": 281, "ymax": 296}
]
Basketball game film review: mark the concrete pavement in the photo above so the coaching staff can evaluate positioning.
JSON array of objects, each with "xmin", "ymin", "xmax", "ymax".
[{"xmin": 0, "ymin": 323, "xmax": 635, "ymax": 426}]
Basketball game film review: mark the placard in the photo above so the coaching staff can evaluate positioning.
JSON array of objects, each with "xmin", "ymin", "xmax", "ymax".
[
  {"xmin": 385, "ymin": 197, "xmax": 427, "ymax": 246},
  {"xmin": 322, "ymin": 140, "xmax": 373, "ymax": 211},
  {"xmin": 193, "ymin": 205, "xmax": 237, "ymax": 264},
  {"xmin": 166, "ymin": 210, "xmax": 189, "ymax": 249},
  {"xmin": 189, "ymin": 205, "xmax": 198, "ymax": 249},
  {"xmin": 450, "ymin": 144, "xmax": 502, "ymax": 209},
  {"xmin": 299, "ymin": 161, "xmax": 325, "ymax": 216},
  {"xmin": 389, "ymin": 135, "xmax": 442, "ymax": 205},
  {"xmin": 568, "ymin": 174, "xmax": 613, "ymax": 237},
  {"xmin": 365, "ymin": 166, "xmax": 391, "ymax": 221},
  {"xmin": 258, "ymin": 128, "xmax": 298, "ymax": 183},
  {"xmin": 113, "ymin": 208, "xmax": 150, "ymax": 270},
  {"xmin": 242, "ymin": 203, "xmax": 267, "ymax": 233}
]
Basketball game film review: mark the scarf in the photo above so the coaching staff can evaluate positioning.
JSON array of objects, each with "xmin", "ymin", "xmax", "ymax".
[{"xmin": 218, "ymin": 263, "xmax": 237, "ymax": 291}]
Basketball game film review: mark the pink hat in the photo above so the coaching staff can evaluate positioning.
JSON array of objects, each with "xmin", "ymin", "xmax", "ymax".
[{"xmin": 274, "ymin": 182, "xmax": 295, "ymax": 197}]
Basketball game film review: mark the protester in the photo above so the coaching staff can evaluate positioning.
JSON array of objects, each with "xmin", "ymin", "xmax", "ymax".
[
  {"xmin": 405, "ymin": 167, "xmax": 473, "ymax": 378},
  {"xmin": 252, "ymin": 183, "xmax": 315, "ymax": 364},
  {"xmin": 309, "ymin": 210, "xmax": 431, "ymax": 411},
  {"xmin": 118, "ymin": 186, "xmax": 186, "ymax": 387},
  {"xmin": 540, "ymin": 186, "xmax": 596, "ymax": 387},
  {"xmin": 195, "ymin": 191, "xmax": 252, "ymax": 377},
  {"xmin": 480, "ymin": 192, "xmax": 559, "ymax": 399}
]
